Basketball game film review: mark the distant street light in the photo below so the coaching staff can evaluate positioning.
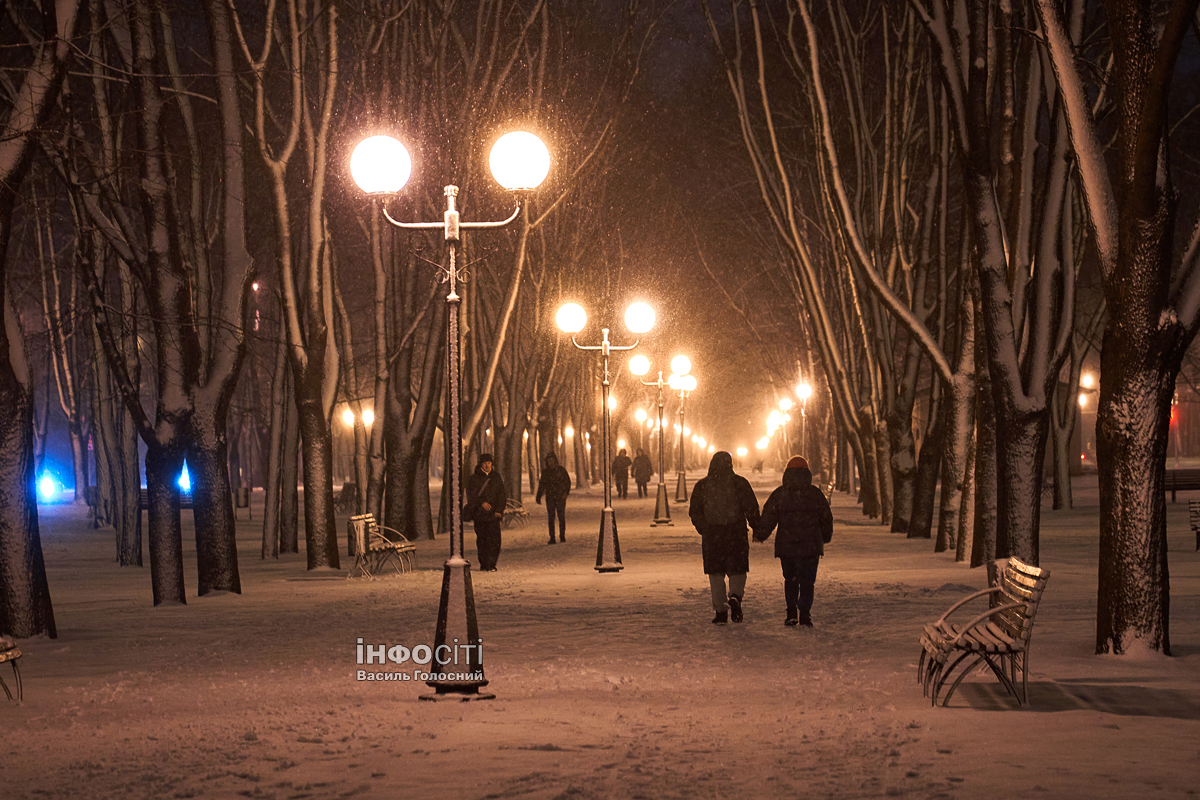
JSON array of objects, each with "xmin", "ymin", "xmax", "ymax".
[
  {"xmin": 630, "ymin": 355, "xmax": 689, "ymax": 526},
  {"xmin": 558, "ymin": 301, "xmax": 655, "ymax": 570},
  {"xmin": 353, "ymin": 129, "xmax": 550, "ymax": 701},
  {"xmin": 668, "ymin": 370, "xmax": 698, "ymax": 502},
  {"xmin": 796, "ymin": 381, "xmax": 813, "ymax": 456}
]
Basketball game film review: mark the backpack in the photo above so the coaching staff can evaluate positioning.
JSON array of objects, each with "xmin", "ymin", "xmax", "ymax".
[{"xmin": 704, "ymin": 477, "xmax": 739, "ymax": 526}]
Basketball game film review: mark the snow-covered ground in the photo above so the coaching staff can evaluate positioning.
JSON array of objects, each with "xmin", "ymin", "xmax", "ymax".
[{"xmin": 5, "ymin": 471, "xmax": 1199, "ymax": 799}]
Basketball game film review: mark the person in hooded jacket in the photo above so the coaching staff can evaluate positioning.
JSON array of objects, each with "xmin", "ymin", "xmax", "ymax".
[
  {"xmin": 754, "ymin": 456, "xmax": 833, "ymax": 626},
  {"xmin": 611, "ymin": 448, "xmax": 633, "ymax": 499},
  {"xmin": 464, "ymin": 453, "xmax": 506, "ymax": 571},
  {"xmin": 688, "ymin": 451, "xmax": 761, "ymax": 624},
  {"xmin": 535, "ymin": 451, "xmax": 572, "ymax": 544},
  {"xmin": 632, "ymin": 448, "xmax": 654, "ymax": 498}
]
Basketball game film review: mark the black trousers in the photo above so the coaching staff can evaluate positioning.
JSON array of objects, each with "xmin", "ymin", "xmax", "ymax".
[
  {"xmin": 635, "ymin": 479, "xmax": 649, "ymax": 498},
  {"xmin": 615, "ymin": 475, "xmax": 629, "ymax": 498},
  {"xmin": 780, "ymin": 556, "xmax": 821, "ymax": 617},
  {"xmin": 545, "ymin": 496, "xmax": 566, "ymax": 541},
  {"xmin": 474, "ymin": 519, "xmax": 502, "ymax": 570}
]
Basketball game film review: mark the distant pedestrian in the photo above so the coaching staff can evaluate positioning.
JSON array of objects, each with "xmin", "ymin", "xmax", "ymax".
[
  {"xmin": 632, "ymin": 448, "xmax": 654, "ymax": 498},
  {"xmin": 754, "ymin": 456, "xmax": 833, "ymax": 627},
  {"xmin": 464, "ymin": 453, "xmax": 506, "ymax": 571},
  {"xmin": 689, "ymin": 451, "xmax": 761, "ymax": 624},
  {"xmin": 535, "ymin": 451, "xmax": 572, "ymax": 544},
  {"xmin": 611, "ymin": 448, "xmax": 633, "ymax": 499}
]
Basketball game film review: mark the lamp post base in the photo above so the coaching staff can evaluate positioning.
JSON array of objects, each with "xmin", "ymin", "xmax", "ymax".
[
  {"xmin": 652, "ymin": 481, "xmax": 673, "ymax": 526},
  {"xmin": 420, "ymin": 557, "xmax": 494, "ymax": 701},
  {"xmin": 595, "ymin": 507, "xmax": 623, "ymax": 572},
  {"xmin": 674, "ymin": 471, "xmax": 689, "ymax": 503}
]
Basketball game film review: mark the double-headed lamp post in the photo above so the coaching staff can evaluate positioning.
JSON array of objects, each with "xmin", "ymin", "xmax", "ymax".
[
  {"xmin": 667, "ymin": 356, "xmax": 697, "ymax": 502},
  {"xmin": 352, "ymin": 130, "xmax": 550, "ymax": 701},
  {"xmin": 629, "ymin": 354, "xmax": 689, "ymax": 525},
  {"xmin": 557, "ymin": 301, "xmax": 656, "ymax": 571}
]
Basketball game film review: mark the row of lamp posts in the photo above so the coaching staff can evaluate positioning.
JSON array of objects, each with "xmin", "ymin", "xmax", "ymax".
[{"xmin": 350, "ymin": 129, "xmax": 707, "ymax": 701}]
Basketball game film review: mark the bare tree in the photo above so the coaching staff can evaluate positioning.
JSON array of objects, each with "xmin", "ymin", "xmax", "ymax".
[{"xmin": 0, "ymin": 0, "xmax": 78, "ymax": 638}]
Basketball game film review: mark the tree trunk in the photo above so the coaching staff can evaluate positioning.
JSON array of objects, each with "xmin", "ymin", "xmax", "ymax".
[
  {"xmin": 935, "ymin": 374, "xmax": 974, "ymax": 553},
  {"xmin": 144, "ymin": 443, "xmax": 187, "ymax": 605},
  {"xmin": 0, "ymin": 302, "xmax": 57, "ymax": 638},
  {"xmin": 296, "ymin": 397, "xmax": 339, "ymax": 569},
  {"xmin": 908, "ymin": 385, "xmax": 943, "ymax": 540},
  {"xmin": 189, "ymin": 405, "xmax": 241, "ymax": 594}
]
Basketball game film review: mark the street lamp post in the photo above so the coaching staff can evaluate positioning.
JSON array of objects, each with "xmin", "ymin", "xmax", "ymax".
[
  {"xmin": 557, "ymin": 301, "xmax": 655, "ymax": 571},
  {"xmin": 796, "ymin": 381, "xmax": 813, "ymax": 457},
  {"xmin": 352, "ymin": 130, "xmax": 550, "ymax": 701},
  {"xmin": 629, "ymin": 356, "xmax": 682, "ymax": 526},
  {"xmin": 668, "ymin": 357, "xmax": 697, "ymax": 502}
]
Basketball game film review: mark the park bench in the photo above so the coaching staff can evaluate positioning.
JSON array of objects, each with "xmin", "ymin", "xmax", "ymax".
[
  {"xmin": 0, "ymin": 636, "xmax": 22, "ymax": 701},
  {"xmin": 347, "ymin": 514, "xmax": 416, "ymax": 578},
  {"xmin": 1164, "ymin": 468, "xmax": 1200, "ymax": 502},
  {"xmin": 502, "ymin": 498, "xmax": 529, "ymax": 529},
  {"xmin": 917, "ymin": 556, "xmax": 1051, "ymax": 707}
]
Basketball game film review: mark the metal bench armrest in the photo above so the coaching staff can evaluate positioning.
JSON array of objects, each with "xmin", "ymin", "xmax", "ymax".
[{"xmin": 935, "ymin": 587, "xmax": 1003, "ymax": 625}]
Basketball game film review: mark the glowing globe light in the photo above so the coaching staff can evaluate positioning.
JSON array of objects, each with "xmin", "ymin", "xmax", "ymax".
[
  {"xmin": 779, "ymin": 397, "xmax": 794, "ymax": 411},
  {"xmin": 757, "ymin": 438, "xmax": 769, "ymax": 450},
  {"xmin": 342, "ymin": 408, "xmax": 356, "ymax": 427},
  {"xmin": 489, "ymin": 131, "xmax": 550, "ymax": 190},
  {"xmin": 556, "ymin": 302, "xmax": 587, "ymax": 333},
  {"xmin": 683, "ymin": 427, "xmax": 691, "ymax": 436},
  {"xmin": 698, "ymin": 437, "xmax": 706, "ymax": 447},
  {"xmin": 624, "ymin": 302, "xmax": 656, "ymax": 334},
  {"xmin": 351, "ymin": 135, "xmax": 412, "ymax": 195},
  {"xmin": 564, "ymin": 425, "xmax": 575, "ymax": 437},
  {"xmin": 797, "ymin": 382, "xmax": 813, "ymax": 401},
  {"xmin": 38, "ymin": 474, "xmax": 57, "ymax": 501},
  {"xmin": 681, "ymin": 375, "xmax": 697, "ymax": 392},
  {"xmin": 629, "ymin": 355, "xmax": 650, "ymax": 376},
  {"xmin": 608, "ymin": 395, "xmax": 618, "ymax": 411},
  {"xmin": 618, "ymin": 439, "xmax": 627, "ymax": 449},
  {"xmin": 1080, "ymin": 373, "xmax": 1095, "ymax": 389},
  {"xmin": 671, "ymin": 355, "xmax": 692, "ymax": 376},
  {"xmin": 635, "ymin": 408, "xmax": 647, "ymax": 423},
  {"xmin": 708, "ymin": 445, "xmax": 715, "ymax": 454},
  {"xmin": 1078, "ymin": 394, "xmax": 1088, "ymax": 408},
  {"xmin": 736, "ymin": 446, "xmax": 748, "ymax": 457},
  {"xmin": 768, "ymin": 410, "xmax": 782, "ymax": 428},
  {"xmin": 178, "ymin": 462, "xmax": 192, "ymax": 493},
  {"xmin": 362, "ymin": 408, "xmax": 375, "ymax": 426},
  {"xmin": 668, "ymin": 373, "xmax": 682, "ymax": 391}
]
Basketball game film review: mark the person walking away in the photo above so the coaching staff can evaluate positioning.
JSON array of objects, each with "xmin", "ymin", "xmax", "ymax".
[
  {"xmin": 689, "ymin": 451, "xmax": 761, "ymax": 623},
  {"xmin": 632, "ymin": 448, "xmax": 654, "ymax": 498},
  {"xmin": 754, "ymin": 456, "xmax": 833, "ymax": 626},
  {"xmin": 611, "ymin": 448, "xmax": 633, "ymax": 499},
  {"xmin": 464, "ymin": 453, "xmax": 506, "ymax": 571},
  {"xmin": 535, "ymin": 451, "xmax": 572, "ymax": 543}
]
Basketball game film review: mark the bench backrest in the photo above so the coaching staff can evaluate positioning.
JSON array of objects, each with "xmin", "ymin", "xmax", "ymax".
[
  {"xmin": 349, "ymin": 514, "xmax": 372, "ymax": 554},
  {"xmin": 993, "ymin": 556, "xmax": 1050, "ymax": 646}
]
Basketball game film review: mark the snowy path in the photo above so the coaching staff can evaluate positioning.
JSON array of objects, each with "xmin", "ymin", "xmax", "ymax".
[{"xmin": 5, "ymin": 473, "xmax": 1199, "ymax": 799}]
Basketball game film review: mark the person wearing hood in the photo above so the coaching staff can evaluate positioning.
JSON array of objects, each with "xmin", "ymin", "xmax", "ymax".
[
  {"xmin": 611, "ymin": 448, "xmax": 633, "ymax": 499},
  {"xmin": 632, "ymin": 448, "xmax": 654, "ymax": 498},
  {"xmin": 535, "ymin": 451, "xmax": 572, "ymax": 544},
  {"xmin": 688, "ymin": 451, "xmax": 761, "ymax": 624},
  {"xmin": 464, "ymin": 453, "xmax": 506, "ymax": 571},
  {"xmin": 754, "ymin": 456, "xmax": 833, "ymax": 626}
]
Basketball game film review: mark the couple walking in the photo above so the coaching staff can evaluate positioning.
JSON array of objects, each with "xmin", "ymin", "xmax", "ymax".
[{"xmin": 689, "ymin": 452, "xmax": 832, "ymax": 626}]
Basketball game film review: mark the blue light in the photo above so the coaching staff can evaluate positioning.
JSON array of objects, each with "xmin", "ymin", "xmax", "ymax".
[
  {"xmin": 178, "ymin": 462, "xmax": 191, "ymax": 493},
  {"xmin": 38, "ymin": 474, "xmax": 57, "ymax": 501}
]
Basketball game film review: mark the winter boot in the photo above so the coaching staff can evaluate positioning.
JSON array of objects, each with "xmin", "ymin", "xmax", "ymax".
[
  {"xmin": 712, "ymin": 610, "xmax": 728, "ymax": 624},
  {"xmin": 785, "ymin": 609, "xmax": 799, "ymax": 626},
  {"xmin": 728, "ymin": 594, "xmax": 743, "ymax": 623}
]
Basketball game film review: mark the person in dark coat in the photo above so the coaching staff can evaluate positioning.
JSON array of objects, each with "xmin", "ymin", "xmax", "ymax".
[
  {"xmin": 754, "ymin": 455, "xmax": 833, "ymax": 626},
  {"xmin": 689, "ymin": 451, "xmax": 761, "ymax": 624},
  {"xmin": 611, "ymin": 448, "xmax": 633, "ymax": 499},
  {"xmin": 535, "ymin": 451, "xmax": 572, "ymax": 544},
  {"xmin": 632, "ymin": 448, "xmax": 654, "ymax": 498},
  {"xmin": 464, "ymin": 453, "xmax": 506, "ymax": 571}
]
